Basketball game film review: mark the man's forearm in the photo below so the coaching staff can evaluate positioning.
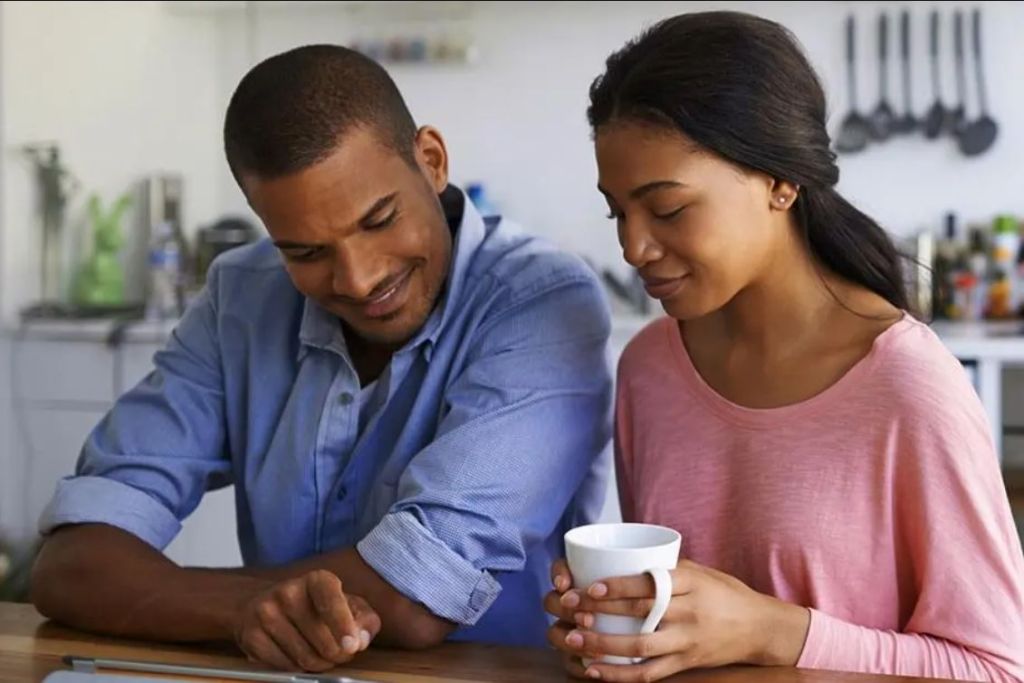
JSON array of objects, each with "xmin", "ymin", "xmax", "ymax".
[
  {"xmin": 33, "ymin": 524, "xmax": 455, "ymax": 649},
  {"xmin": 32, "ymin": 524, "xmax": 271, "ymax": 642}
]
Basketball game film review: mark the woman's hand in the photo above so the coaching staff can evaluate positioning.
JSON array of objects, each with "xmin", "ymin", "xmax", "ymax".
[{"xmin": 544, "ymin": 559, "xmax": 810, "ymax": 682}]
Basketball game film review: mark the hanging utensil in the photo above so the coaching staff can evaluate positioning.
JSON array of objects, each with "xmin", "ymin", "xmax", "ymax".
[
  {"xmin": 836, "ymin": 15, "xmax": 872, "ymax": 153},
  {"xmin": 949, "ymin": 10, "xmax": 968, "ymax": 136},
  {"xmin": 924, "ymin": 10, "xmax": 950, "ymax": 139},
  {"xmin": 959, "ymin": 8, "xmax": 998, "ymax": 156},
  {"xmin": 868, "ymin": 12, "xmax": 896, "ymax": 140},
  {"xmin": 892, "ymin": 10, "xmax": 918, "ymax": 134}
]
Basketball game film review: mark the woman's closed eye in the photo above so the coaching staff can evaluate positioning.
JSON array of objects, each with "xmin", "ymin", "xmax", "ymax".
[
  {"xmin": 606, "ymin": 205, "xmax": 687, "ymax": 222},
  {"xmin": 652, "ymin": 205, "xmax": 687, "ymax": 220}
]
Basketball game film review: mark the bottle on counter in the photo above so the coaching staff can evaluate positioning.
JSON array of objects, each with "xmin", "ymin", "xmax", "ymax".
[
  {"xmin": 967, "ymin": 227, "xmax": 989, "ymax": 320},
  {"xmin": 1017, "ymin": 237, "xmax": 1024, "ymax": 317},
  {"xmin": 146, "ymin": 221, "xmax": 183, "ymax": 321},
  {"xmin": 932, "ymin": 213, "xmax": 960, "ymax": 319},
  {"xmin": 988, "ymin": 269, "xmax": 1014, "ymax": 319},
  {"xmin": 991, "ymin": 215, "xmax": 1021, "ymax": 316},
  {"xmin": 465, "ymin": 182, "xmax": 499, "ymax": 218},
  {"xmin": 950, "ymin": 248, "xmax": 978, "ymax": 322}
]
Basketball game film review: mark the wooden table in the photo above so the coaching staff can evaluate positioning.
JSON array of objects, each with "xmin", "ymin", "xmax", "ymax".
[{"xmin": 0, "ymin": 602, "xmax": 952, "ymax": 683}]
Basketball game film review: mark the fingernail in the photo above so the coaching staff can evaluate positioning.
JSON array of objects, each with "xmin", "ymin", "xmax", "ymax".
[
  {"xmin": 359, "ymin": 629, "xmax": 371, "ymax": 648},
  {"xmin": 565, "ymin": 630, "xmax": 584, "ymax": 648},
  {"xmin": 555, "ymin": 576, "xmax": 568, "ymax": 591},
  {"xmin": 586, "ymin": 668, "xmax": 602, "ymax": 680},
  {"xmin": 341, "ymin": 636, "xmax": 358, "ymax": 653},
  {"xmin": 560, "ymin": 591, "xmax": 580, "ymax": 608},
  {"xmin": 574, "ymin": 612, "xmax": 594, "ymax": 629},
  {"xmin": 588, "ymin": 582, "xmax": 608, "ymax": 598}
]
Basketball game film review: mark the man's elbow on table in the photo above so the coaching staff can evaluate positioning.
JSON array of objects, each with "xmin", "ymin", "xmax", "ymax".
[
  {"xmin": 381, "ymin": 599, "xmax": 456, "ymax": 650},
  {"xmin": 29, "ymin": 557, "xmax": 60, "ymax": 622},
  {"xmin": 29, "ymin": 535, "xmax": 84, "ymax": 623}
]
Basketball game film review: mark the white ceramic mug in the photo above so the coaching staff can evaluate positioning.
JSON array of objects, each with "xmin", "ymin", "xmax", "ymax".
[{"xmin": 564, "ymin": 523, "xmax": 681, "ymax": 665}]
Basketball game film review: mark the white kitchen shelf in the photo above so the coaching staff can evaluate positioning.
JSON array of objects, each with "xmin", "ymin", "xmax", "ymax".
[
  {"xmin": 163, "ymin": 1, "xmax": 475, "ymax": 18},
  {"xmin": 16, "ymin": 318, "xmax": 177, "ymax": 345}
]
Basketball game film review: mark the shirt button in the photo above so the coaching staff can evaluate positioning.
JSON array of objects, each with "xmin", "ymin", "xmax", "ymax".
[{"xmin": 338, "ymin": 392, "xmax": 354, "ymax": 406}]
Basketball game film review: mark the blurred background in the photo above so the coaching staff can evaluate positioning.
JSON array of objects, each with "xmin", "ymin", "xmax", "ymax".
[{"xmin": 1, "ymin": 1, "xmax": 1022, "ymax": 595}]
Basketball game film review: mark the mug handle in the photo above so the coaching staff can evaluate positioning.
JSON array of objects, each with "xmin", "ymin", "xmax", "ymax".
[{"xmin": 633, "ymin": 567, "xmax": 673, "ymax": 663}]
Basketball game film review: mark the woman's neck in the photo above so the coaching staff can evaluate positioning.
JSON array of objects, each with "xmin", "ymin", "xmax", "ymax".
[{"xmin": 700, "ymin": 226, "xmax": 848, "ymax": 359}]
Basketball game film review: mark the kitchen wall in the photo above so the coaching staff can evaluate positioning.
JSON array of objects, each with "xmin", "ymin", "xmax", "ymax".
[
  {"xmin": 2, "ymin": 1, "xmax": 1023, "ymax": 322},
  {"xmin": 0, "ymin": 1, "xmax": 223, "ymax": 322},
  {"xmin": 217, "ymin": 0, "xmax": 1023, "ymax": 273}
]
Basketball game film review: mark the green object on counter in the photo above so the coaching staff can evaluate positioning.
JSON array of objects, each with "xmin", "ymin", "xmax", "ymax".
[
  {"xmin": 73, "ymin": 192, "xmax": 132, "ymax": 307},
  {"xmin": 994, "ymin": 215, "xmax": 1019, "ymax": 234}
]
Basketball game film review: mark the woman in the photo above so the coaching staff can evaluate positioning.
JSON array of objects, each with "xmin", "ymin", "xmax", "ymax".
[{"xmin": 545, "ymin": 11, "xmax": 1024, "ymax": 682}]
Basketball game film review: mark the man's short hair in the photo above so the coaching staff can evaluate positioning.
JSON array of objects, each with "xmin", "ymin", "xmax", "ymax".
[{"xmin": 224, "ymin": 44, "xmax": 418, "ymax": 185}]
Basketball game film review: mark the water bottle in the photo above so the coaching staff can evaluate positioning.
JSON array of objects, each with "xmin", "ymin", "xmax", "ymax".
[
  {"xmin": 465, "ymin": 182, "xmax": 499, "ymax": 218},
  {"xmin": 146, "ymin": 222, "xmax": 181, "ymax": 320}
]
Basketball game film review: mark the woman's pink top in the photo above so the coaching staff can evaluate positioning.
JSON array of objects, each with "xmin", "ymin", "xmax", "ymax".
[{"xmin": 615, "ymin": 315, "xmax": 1024, "ymax": 681}]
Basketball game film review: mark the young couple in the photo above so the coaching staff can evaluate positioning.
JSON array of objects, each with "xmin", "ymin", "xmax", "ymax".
[{"xmin": 32, "ymin": 11, "xmax": 1023, "ymax": 683}]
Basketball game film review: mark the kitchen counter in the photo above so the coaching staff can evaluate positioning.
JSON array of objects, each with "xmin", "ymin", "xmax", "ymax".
[
  {"xmin": 12, "ymin": 318, "xmax": 178, "ymax": 344},
  {"xmin": 930, "ymin": 319, "xmax": 1024, "ymax": 359}
]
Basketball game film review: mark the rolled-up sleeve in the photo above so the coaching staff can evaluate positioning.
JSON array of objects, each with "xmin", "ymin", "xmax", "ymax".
[
  {"xmin": 40, "ymin": 476, "xmax": 183, "ymax": 549},
  {"xmin": 39, "ymin": 265, "xmax": 231, "ymax": 550},
  {"xmin": 357, "ymin": 273, "xmax": 613, "ymax": 625},
  {"xmin": 357, "ymin": 513, "xmax": 502, "ymax": 624}
]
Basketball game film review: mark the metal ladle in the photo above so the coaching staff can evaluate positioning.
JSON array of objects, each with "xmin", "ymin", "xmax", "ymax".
[
  {"xmin": 949, "ymin": 10, "xmax": 968, "ymax": 136},
  {"xmin": 958, "ymin": 8, "xmax": 998, "ymax": 156},
  {"xmin": 868, "ymin": 12, "xmax": 896, "ymax": 140},
  {"xmin": 836, "ymin": 15, "xmax": 872, "ymax": 153},
  {"xmin": 924, "ymin": 10, "xmax": 951, "ymax": 139},
  {"xmin": 892, "ymin": 10, "xmax": 918, "ymax": 134}
]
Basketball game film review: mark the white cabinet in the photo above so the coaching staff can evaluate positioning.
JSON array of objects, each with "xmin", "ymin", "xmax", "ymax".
[
  {"xmin": 10, "ymin": 323, "xmax": 240, "ymax": 568},
  {"xmin": 0, "ymin": 335, "xmax": 20, "ymax": 534},
  {"xmin": 22, "ymin": 407, "xmax": 110, "ymax": 531},
  {"xmin": 6, "ymin": 332, "xmax": 113, "ymax": 536},
  {"xmin": 14, "ymin": 340, "xmax": 115, "ymax": 403}
]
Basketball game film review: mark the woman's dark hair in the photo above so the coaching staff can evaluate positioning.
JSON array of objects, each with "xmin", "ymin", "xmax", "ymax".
[{"xmin": 588, "ymin": 11, "xmax": 911, "ymax": 313}]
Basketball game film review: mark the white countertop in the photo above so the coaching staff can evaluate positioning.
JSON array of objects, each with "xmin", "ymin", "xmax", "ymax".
[
  {"xmin": 11, "ymin": 318, "xmax": 179, "ymax": 344},
  {"xmin": 929, "ymin": 320, "xmax": 1024, "ymax": 361}
]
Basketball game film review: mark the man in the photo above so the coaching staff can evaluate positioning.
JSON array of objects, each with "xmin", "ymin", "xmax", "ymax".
[{"xmin": 30, "ymin": 45, "xmax": 612, "ymax": 671}]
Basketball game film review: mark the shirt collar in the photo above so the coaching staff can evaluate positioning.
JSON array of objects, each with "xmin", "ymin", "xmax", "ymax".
[{"xmin": 296, "ymin": 185, "xmax": 488, "ymax": 364}]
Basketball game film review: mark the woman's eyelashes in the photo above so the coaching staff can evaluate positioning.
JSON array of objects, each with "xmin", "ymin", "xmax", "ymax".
[{"xmin": 605, "ymin": 205, "xmax": 687, "ymax": 221}]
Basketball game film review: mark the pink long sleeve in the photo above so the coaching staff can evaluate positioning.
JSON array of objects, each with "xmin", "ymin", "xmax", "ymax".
[
  {"xmin": 615, "ymin": 316, "xmax": 1024, "ymax": 681},
  {"xmin": 801, "ymin": 610, "xmax": 1020, "ymax": 682}
]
